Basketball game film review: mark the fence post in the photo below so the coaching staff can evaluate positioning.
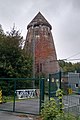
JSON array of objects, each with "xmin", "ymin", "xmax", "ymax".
[
  {"xmin": 0, "ymin": 88, "xmax": 2, "ymax": 104},
  {"xmin": 13, "ymin": 79, "xmax": 16, "ymax": 112},
  {"xmin": 39, "ymin": 78, "xmax": 44, "ymax": 112},
  {"xmin": 49, "ymin": 74, "xmax": 51, "ymax": 100},
  {"xmin": 59, "ymin": 70, "xmax": 62, "ymax": 112},
  {"xmin": 59, "ymin": 71, "xmax": 61, "ymax": 89}
]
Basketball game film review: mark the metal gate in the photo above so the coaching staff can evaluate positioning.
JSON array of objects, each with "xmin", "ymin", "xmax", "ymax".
[{"xmin": 0, "ymin": 78, "xmax": 45, "ymax": 115}]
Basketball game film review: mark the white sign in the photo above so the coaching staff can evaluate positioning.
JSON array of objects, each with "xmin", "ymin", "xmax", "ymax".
[{"xmin": 16, "ymin": 89, "xmax": 39, "ymax": 99}]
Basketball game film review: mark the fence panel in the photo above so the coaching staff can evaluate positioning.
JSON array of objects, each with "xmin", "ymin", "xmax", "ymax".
[
  {"xmin": 0, "ymin": 78, "xmax": 45, "ymax": 115},
  {"xmin": 62, "ymin": 72, "xmax": 80, "ymax": 116},
  {"xmin": 49, "ymin": 71, "xmax": 80, "ymax": 117}
]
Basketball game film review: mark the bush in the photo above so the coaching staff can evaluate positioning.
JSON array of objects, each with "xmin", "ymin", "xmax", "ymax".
[
  {"xmin": 41, "ymin": 98, "xmax": 59, "ymax": 120},
  {"xmin": 41, "ymin": 95, "xmax": 80, "ymax": 120}
]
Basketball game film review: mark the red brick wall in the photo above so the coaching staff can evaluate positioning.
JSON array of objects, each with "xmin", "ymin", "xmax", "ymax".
[{"xmin": 24, "ymin": 26, "xmax": 59, "ymax": 77}]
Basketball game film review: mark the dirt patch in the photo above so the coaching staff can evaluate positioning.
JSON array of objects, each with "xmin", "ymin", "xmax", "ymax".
[{"xmin": 16, "ymin": 114, "xmax": 42, "ymax": 120}]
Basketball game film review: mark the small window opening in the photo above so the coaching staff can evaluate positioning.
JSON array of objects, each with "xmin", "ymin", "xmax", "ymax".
[{"xmin": 75, "ymin": 83, "xmax": 78, "ymax": 88}]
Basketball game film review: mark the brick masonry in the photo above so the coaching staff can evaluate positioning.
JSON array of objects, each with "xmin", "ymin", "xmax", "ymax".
[{"xmin": 24, "ymin": 12, "xmax": 59, "ymax": 77}]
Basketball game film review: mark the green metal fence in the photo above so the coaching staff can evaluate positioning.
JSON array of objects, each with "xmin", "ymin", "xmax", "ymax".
[
  {"xmin": 0, "ymin": 78, "xmax": 45, "ymax": 115},
  {"xmin": 49, "ymin": 71, "xmax": 80, "ymax": 118},
  {"xmin": 1, "ymin": 71, "xmax": 80, "ymax": 117},
  {"xmin": 49, "ymin": 71, "xmax": 62, "ymax": 100}
]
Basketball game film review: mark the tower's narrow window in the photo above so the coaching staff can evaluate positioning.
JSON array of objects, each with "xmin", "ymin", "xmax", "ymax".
[
  {"xmin": 36, "ymin": 63, "xmax": 39, "ymax": 73},
  {"xmin": 35, "ymin": 30, "xmax": 40, "ymax": 38},
  {"xmin": 40, "ymin": 63, "xmax": 42, "ymax": 72},
  {"xmin": 36, "ymin": 63, "xmax": 42, "ymax": 73},
  {"xmin": 35, "ymin": 30, "xmax": 38, "ymax": 36}
]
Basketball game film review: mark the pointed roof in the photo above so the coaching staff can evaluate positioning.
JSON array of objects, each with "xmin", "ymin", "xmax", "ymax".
[{"xmin": 27, "ymin": 12, "xmax": 52, "ymax": 30}]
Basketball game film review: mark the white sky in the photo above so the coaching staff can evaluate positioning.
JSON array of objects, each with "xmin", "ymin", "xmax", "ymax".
[{"xmin": 0, "ymin": 0, "xmax": 80, "ymax": 62}]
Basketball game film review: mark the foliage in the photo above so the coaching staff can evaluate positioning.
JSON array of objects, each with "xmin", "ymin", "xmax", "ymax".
[
  {"xmin": 56, "ymin": 89, "xmax": 63, "ymax": 97},
  {"xmin": 41, "ymin": 90, "xmax": 80, "ymax": 120},
  {"xmin": 41, "ymin": 98, "xmax": 80, "ymax": 120},
  {"xmin": 59, "ymin": 60, "xmax": 80, "ymax": 73},
  {"xmin": 0, "ymin": 25, "xmax": 33, "ymax": 96},
  {"xmin": 41, "ymin": 98, "xmax": 59, "ymax": 120},
  {"xmin": 0, "ymin": 25, "xmax": 32, "ymax": 78},
  {"xmin": 55, "ymin": 113, "xmax": 78, "ymax": 120}
]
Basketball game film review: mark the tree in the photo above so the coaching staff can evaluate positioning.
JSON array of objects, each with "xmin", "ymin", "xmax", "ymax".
[
  {"xmin": 58, "ymin": 60, "xmax": 80, "ymax": 73},
  {"xmin": 0, "ymin": 25, "xmax": 32, "ymax": 78},
  {"xmin": 0, "ymin": 25, "xmax": 33, "ymax": 96},
  {"xmin": 73, "ymin": 63, "xmax": 80, "ymax": 73}
]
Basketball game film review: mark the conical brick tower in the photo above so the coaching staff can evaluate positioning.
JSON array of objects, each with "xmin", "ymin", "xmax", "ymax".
[{"xmin": 24, "ymin": 12, "xmax": 59, "ymax": 77}]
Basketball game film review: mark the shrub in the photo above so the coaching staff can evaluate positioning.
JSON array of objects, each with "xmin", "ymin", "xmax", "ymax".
[
  {"xmin": 41, "ymin": 98, "xmax": 59, "ymax": 120},
  {"xmin": 41, "ymin": 89, "xmax": 80, "ymax": 120}
]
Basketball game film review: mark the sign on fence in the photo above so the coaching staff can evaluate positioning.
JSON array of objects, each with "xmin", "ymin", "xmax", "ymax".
[
  {"xmin": 16, "ymin": 89, "xmax": 39, "ymax": 99},
  {"xmin": 68, "ymin": 88, "xmax": 72, "ymax": 94}
]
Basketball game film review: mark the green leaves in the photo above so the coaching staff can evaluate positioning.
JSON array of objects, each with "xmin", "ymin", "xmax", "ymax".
[
  {"xmin": 41, "ymin": 98, "xmax": 59, "ymax": 120},
  {"xmin": 41, "ymin": 97, "xmax": 79, "ymax": 120},
  {"xmin": 59, "ymin": 60, "xmax": 80, "ymax": 73},
  {"xmin": 0, "ymin": 25, "xmax": 32, "ymax": 78}
]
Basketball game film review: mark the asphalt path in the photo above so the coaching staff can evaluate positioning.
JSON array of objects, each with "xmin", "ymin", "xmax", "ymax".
[
  {"xmin": 0, "ymin": 95, "xmax": 80, "ymax": 119},
  {"xmin": 0, "ymin": 98, "xmax": 39, "ymax": 120},
  {"xmin": 0, "ymin": 111, "xmax": 34, "ymax": 120},
  {"xmin": 0, "ymin": 98, "xmax": 39, "ymax": 114}
]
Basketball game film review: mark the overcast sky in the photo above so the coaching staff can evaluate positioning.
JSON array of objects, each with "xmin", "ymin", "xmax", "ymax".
[{"xmin": 0, "ymin": 0, "xmax": 80, "ymax": 62}]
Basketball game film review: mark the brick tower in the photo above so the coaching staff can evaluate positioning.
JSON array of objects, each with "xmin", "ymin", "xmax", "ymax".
[{"xmin": 24, "ymin": 12, "xmax": 59, "ymax": 77}]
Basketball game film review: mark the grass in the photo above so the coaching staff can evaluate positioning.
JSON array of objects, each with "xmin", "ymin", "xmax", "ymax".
[{"xmin": 2, "ymin": 95, "xmax": 39, "ymax": 103}]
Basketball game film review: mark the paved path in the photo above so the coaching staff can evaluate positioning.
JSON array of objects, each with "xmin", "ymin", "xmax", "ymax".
[
  {"xmin": 0, "ymin": 99, "xmax": 39, "ymax": 114},
  {"xmin": 0, "ymin": 98, "xmax": 39, "ymax": 120},
  {"xmin": 0, "ymin": 111, "xmax": 35, "ymax": 120}
]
